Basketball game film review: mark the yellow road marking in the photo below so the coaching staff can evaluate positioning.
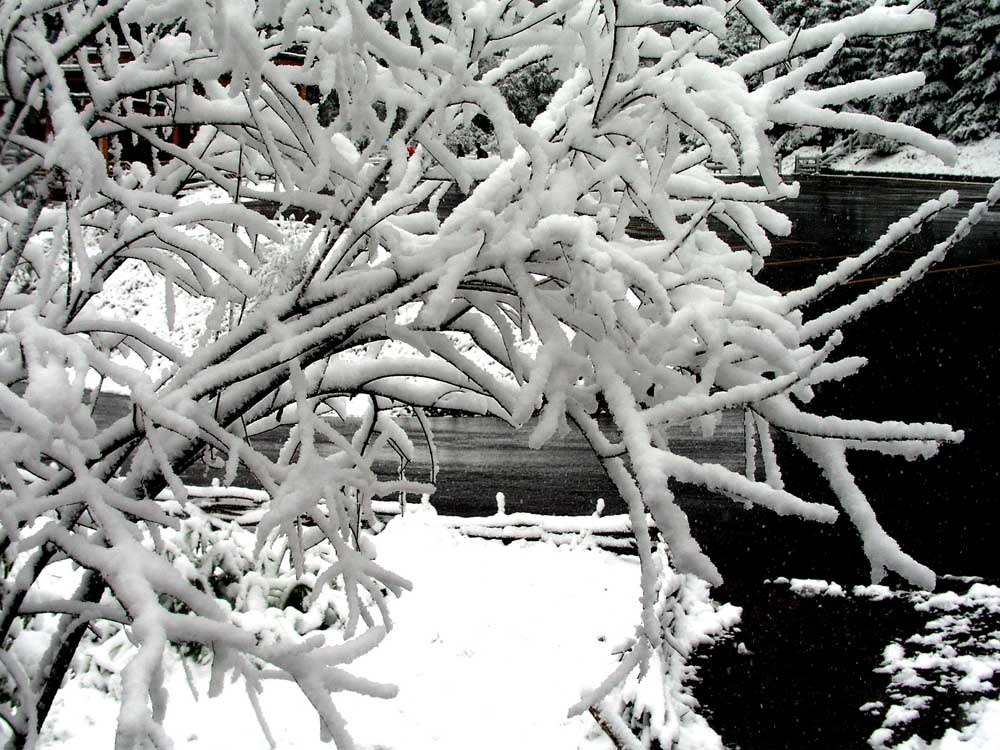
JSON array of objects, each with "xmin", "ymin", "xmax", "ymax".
[
  {"xmin": 845, "ymin": 259, "xmax": 1000, "ymax": 285},
  {"xmin": 771, "ymin": 238, "xmax": 818, "ymax": 247},
  {"xmin": 765, "ymin": 249, "xmax": 915, "ymax": 267},
  {"xmin": 731, "ymin": 239, "xmax": 818, "ymax": 252},
  {"xmin": 766, "ymin": 253, "xmax": 855, "ymax": 266}
]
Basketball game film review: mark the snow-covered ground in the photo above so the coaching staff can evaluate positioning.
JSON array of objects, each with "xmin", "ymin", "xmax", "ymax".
[
  {"xmin": 28, "ymin": 514, "xmax": 735, "ymax": 750},
  {"xmin": 783, "ymin": 135, "xmax": 1000, "ymax": 180},
  {"xmin": 31, "ymin": 539, "xmax": 1000, "ymax": 749}
]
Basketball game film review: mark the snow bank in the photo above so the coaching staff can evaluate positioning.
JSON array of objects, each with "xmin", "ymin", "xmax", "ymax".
[
  {"xmin": 29, "ymin": 516, "xmax": 731, "ymax": 750},
  {"xmin": 929, "ymin": 698, "xmax": 1000, "ymax": 750},
  {"xmin": 784, "ymin": 135, "xmax": 1000, "ymax": 180}
]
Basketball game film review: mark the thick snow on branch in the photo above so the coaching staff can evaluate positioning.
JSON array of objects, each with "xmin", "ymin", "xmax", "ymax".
[{"xmin": 0, "ymin": 1, "xmax": 991, "ymax": 748}]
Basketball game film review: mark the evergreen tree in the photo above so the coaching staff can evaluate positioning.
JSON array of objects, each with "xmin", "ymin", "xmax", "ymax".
[
  {"xmin": 772, "ymin": 0, "xmax": 996, "ymax": 143},
  {"xmin": 946, "ymin": 0, "xmax": 1000, "ymax": 140},
  {"xmin": 496, "ymin": 61, "xmax": 561, "ymax": 125},
  {"xmin": 886, "ymin": 1, "xmax": 966, "ymax": 135}
]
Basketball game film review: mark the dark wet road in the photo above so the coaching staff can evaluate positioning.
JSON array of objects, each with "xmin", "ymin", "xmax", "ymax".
[
  {"xmin": 686, "ymin": 175, "xmax": 1000, "ymax": 750},
  {"xmin": 90, "ymin": 401, "xmax": 743, "ymax": 519},
  {"xmin": 758, "ymin": 175, "xmax": 998, "ymax": 291},
  {"xmin": 750, "ymin": 176, "xmax": 1000, "ymax": 583}
]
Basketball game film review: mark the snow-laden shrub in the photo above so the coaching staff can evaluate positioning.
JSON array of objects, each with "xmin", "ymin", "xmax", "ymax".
[
  {"xmin": 159, "ymin": 514, "xmax": 352, "ymax": 643},
  {"xmin": 1, "ymin": 1, "xmax": 998, "ymax": 748}
]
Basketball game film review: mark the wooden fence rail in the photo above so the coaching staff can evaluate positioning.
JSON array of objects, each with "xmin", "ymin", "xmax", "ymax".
[{"xmin": 157, "ymin": 485, "xmax": 647, "ymax": 552}]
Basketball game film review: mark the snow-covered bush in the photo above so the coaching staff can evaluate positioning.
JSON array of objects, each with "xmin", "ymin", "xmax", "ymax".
[{"xmin": 1, "ymin": 1, "xmax": 998, "ymax": 748}]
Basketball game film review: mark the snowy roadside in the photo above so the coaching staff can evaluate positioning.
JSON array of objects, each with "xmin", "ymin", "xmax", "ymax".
[
  {"xmin": 25, "ymin": 514, "xmax": 737, "ymax": 750},
  {"xmin": 781, "ymin": 135, "xmax": 1000, "ymax": 181}
]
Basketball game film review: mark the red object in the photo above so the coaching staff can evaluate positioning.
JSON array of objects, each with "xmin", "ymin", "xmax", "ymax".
[{"xmin": 407, "ymin": 145, "xmax": 416, "ymax": 157}]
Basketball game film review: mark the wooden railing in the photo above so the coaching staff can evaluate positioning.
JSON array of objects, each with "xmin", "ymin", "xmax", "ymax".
[{"xmin": 158, "ymin": 485, "xmax": 647, "ymax": 552}]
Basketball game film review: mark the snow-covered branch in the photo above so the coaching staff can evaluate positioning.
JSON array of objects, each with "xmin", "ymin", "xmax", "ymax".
[{"xmin": 1, "ymin": 1, "xmax": 994, "ymax": 748}]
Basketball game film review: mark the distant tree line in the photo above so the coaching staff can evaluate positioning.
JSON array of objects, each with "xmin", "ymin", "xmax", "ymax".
[
  {"xmin": 767, "ymin": 0, "xmax": 999, "ymax": 143},
  {"xmin": 426, "ymin": 0, "xmax": 998, "ymax": 149}
]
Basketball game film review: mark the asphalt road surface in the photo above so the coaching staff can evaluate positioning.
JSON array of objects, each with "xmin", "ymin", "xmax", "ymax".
[{"xmin": 693, "ymin": 175, "xmax": 1000, "ymax": 750}]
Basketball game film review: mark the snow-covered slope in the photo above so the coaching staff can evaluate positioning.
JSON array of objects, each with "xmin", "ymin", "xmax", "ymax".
[{"xmin": 784, "ymin": 135, "xmax": 1000, "ymax": 179}]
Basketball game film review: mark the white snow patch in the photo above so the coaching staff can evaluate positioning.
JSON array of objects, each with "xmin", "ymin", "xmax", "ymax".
[
  {"xmin": 868, "ymin": 582, "xmax": 1000, "ymax": 749},
  {"xmin": 929, "ymin": 698, "xmax": 1000, "ymax": 750},
  {"xmin": 784, "ymin": 135, "xmax": 1000, "ymax": 179},
  {"xmin": 34, "ymin": 516, "xmax": 653, "ymax": 749},
  {"xmin": 774, "ymin": 577, "xmax": 846, "ymax": 597}
]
